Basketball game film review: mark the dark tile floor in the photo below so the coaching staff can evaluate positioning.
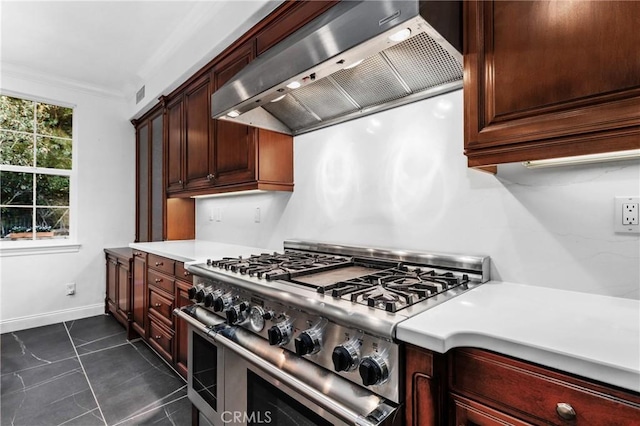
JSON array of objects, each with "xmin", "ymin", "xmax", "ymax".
[{"xmin": 1, "ymin": 314, "xmax": 191, "ymax": 426}]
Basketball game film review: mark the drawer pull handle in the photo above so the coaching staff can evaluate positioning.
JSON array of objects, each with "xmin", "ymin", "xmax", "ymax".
[
  {"xmin": 155, "ymin": 262, "xmax": 163, "ymax": 266},
  {"xmin": 155, "ymin": 278, "xmax": 162, "ymax": 283},
  {"xmin": 556, "ymin": 403, "xmax": 576, "ymax": 420},
  {"xmin": 154, "ymin": 303, "xmax": 162, "ymax": 308},
  {"xmin": 154, "ymin": 335, "xmax": 161, "ymax": 340},
  {"xmin": 184, "ymin": 271, "xmax": 190, "ymax": 276}
]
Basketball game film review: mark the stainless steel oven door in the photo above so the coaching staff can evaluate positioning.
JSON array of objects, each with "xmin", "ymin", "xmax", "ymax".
[
  {"xmin": 188, "ymin": 320, "xmax": 225, "ymax": 426},
  {"xmin": 224, "ymin": 351, "xmax": 345, "ymax": 425}
]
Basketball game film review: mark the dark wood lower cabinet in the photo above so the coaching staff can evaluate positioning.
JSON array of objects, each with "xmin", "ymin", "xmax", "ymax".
[
  {"xmin": 104, "ymin": 248, "xmax": 135, "ymax": 340},
  {"xmin": 131, "ymin": 251, "xmax": 147, "ymax": 338},
  {"xmin": 175, "ymin": 280, "xmax": 192, "ymax": 379},
  {"xmin": 405, "ymin": 345, "xmax": 640, "ymax": 426},
  {"xmin": 108, "ymin": 249, "xmax": 191, "ymax": 378}
]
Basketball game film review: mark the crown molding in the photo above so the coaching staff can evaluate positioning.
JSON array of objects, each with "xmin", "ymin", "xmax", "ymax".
[{"xmin": 0, "ymin": 61, "xmax": 128, "ymax": 101}]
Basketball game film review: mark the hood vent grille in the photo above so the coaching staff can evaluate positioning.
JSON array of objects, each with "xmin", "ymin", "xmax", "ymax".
[{"xmin": 261, "ymin": 32, "xmax": 461, "ymax": 133}]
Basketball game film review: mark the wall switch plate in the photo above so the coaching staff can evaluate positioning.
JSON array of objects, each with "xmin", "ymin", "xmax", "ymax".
[
  {"xmin": 254, "ymin": 207, "xmax": 261, "ymax": 223},
  {"xmin": 66, "ymin": 282, "xmax": 76, "ymax": 296},
  {"xmin": 615, "ymin": 196, "xmax": 639, "ymax": 233},
  {"xmin": 215, "ymin": 207, "xmax": 222, "ymax": 222}
]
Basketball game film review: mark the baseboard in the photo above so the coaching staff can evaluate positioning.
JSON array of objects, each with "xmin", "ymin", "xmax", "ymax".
[{"xmin": 0, "ymin": 303, "xmax": 105, "ymax": 334}]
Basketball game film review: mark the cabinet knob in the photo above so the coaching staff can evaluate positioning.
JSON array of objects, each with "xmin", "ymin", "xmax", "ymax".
[
  {"xmin": 154, "ymin": 303, "xmax": 162, "ymax": 308},
  {"xmin": 155, "ymin": 278, "xmax": 162, "ymax": 283},
  {"xmin": 154, "ymin": 335, "xmax": 161, "ymax": 340},
  {"xmin": 184, "ymin": 271, "xmax": 190, "ymax": 276},
  {"xmin": 155, "ymin": 262, "xmax": 163, "ymax": 266},
  {"xmin": 556, "ymin": 403, "xmax": 576, "ymax": 421},
  {"xmin": 206, "ymin": 173, "xmax": 215, "ymax": 182}
]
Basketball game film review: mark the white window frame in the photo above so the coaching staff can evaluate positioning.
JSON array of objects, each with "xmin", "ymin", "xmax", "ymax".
[{"xmin": 0, "ymin": 90, "xmax": 80, "ymax": 256}]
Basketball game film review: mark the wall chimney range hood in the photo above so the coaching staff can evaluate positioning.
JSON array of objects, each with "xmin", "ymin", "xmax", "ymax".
[{"xmin": 212, "ymin": 0, "xmax": 463, "ymax": 135}]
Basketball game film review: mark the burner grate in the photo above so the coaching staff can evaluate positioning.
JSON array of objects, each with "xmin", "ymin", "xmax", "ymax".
[{"xmin": 321, "ymin": 267, "xmax": 470, "ymax": 312}]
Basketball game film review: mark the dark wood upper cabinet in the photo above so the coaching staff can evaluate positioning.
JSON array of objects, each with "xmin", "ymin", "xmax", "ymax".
[
  {"xmin": 463, "ymin": 0, "xmax": 640, "ymax": 168},
  {"xmin": 134, "ymin": 106, "xmax": 164, "ymax": 242},
  {"xmin": 184, "ymin": 75, "xmax": 214, "ymax": 190},
  {"xmin": 166, "ymin": 74, "xmax": 214, "ymax": 194},
  {"xmin": 213, "ymin": 42, "xmax": 256, "ymax": 187},
  {"xmin": 135, "ymin": 1, "xmax": 342, "ymax": 200},
  {"xmin": 166, "ymin": 96, "xmax": 183, "ymax": 193}
]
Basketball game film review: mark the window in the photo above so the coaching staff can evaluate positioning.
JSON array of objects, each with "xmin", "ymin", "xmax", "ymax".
[{"xmin": 0, "ymin": 94, "xmax": 73, "ymax": 243}]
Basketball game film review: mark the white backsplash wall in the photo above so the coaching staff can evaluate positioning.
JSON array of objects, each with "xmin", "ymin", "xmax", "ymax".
[{"xmin": 196, "ymin": 90, "xmax": 640, "ymax": 299}]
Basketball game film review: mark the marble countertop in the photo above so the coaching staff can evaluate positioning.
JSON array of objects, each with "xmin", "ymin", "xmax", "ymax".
[
  {"xmin": 129, "ymin": 240, "xmax": 274, "ymax": 264},
  {"xmin": 396, "ymin": 281, "xmax": 640, "ymax": 393}
]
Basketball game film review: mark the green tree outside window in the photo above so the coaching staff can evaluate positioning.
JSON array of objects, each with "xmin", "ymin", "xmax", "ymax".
[{"xmin": 0, "ymin": 95, "xmax": 72, "ymax": 240}]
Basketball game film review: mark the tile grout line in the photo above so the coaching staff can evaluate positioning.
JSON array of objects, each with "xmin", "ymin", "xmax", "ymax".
[
  {"xmin": 110, "ymin": 395, "xmax": 188, "ymax": 426},
  {"xmin": 63, "ymin": 322, "xmax": 108, "ymax": 426}
]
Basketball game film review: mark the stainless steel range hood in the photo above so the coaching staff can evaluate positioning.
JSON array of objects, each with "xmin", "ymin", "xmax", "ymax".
[{"xmin": 212, "ymin": 0, "xmax": 462, "ymax": 135}]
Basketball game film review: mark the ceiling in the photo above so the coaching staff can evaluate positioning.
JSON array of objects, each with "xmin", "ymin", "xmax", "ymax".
[{"xmin": 0, "ymin": 1, "xmax": 275, "ymax": 100}]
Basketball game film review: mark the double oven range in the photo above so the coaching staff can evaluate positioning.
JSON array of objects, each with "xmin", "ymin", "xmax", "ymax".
[{"xmin": 174, "ymin": 240, "xmax": 490, "ymax": 426}]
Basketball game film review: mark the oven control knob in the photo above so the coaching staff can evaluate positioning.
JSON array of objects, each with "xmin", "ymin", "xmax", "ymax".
[
  {"xmin": 332, "ymin": 343, "xmax": 359, "ymax": 372},
  {"xmin": 225, "ymin": 302, "xmax": 248, "ymax": 324},
  {"xmin": 203, "ymin": 292, "xmax": 214, "ymax": 308},
  {"xmin": 359, "ymin": 355, "xmax": 389, "ymax": 386},
  {"xmin": 267, "ymin": 321, "xmax": 292, "ymax": 346},
  {"xmin": 203, "ymin": 289, "xmax": 223, "ymax": 308},
  {"xmin": 294, "ymin": 329, "xmax": 321, "ymax": 356},
  {"xmin": 195, "ymin": 289, "xmax": 206, "ymax": 303},
  {"xmin": 187, "ymin": 287, "xmax": 198, "ymax": 300},
  {"xmin": 213, "ymin": 294, "xmax": 233, "ymax": 312}
]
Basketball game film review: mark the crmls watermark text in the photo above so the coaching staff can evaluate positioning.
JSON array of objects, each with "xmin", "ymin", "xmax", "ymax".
[{"xmin": 221, "ymin": 411, "xmax": 272, "ymax": 424}]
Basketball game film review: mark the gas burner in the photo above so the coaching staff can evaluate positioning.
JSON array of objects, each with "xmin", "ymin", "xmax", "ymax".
[
  {"xmin": 208, "ymin": 251, "xmax": 352, "ymax": 281},
  {"xmin": 319, "ymin": 268, "xmax": 470, "ymax": 312}
]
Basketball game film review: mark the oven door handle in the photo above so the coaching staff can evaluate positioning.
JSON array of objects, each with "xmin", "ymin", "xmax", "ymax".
[{"xmin": 174, "ymin": 308, "xmax": 397, "ymax": 426}]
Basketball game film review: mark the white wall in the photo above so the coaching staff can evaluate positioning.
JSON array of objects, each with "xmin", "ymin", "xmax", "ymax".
[
  {"xmin": 196, "ymin": 90, "xmax": 640, "ymax": 299},
  {"xmin": 0, "ymin": 74, "xmax": 135, "ymax": 332}
]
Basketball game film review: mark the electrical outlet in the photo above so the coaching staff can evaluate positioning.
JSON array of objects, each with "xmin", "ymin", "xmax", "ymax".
[
  {"xmin": 209, "ymin": 209, "xmax": 215, "ymax": 221},
  {"xmin": 215, "ymin": 207, "xmax": 222, "ymax": 222},
  {"xmin": 66, "ymin": 283, "xmax": 76, "ymax": 296},
  {"xmin": 254, "ymin": 207, "xmax": 261, "ymax": 223},
  {"xmin": 622, "ymin": 203, "xmax": 639, "ymax": 225},
  {"xmin": 615, "ymin": 196, "xmax": 640, "ymax": 234}
]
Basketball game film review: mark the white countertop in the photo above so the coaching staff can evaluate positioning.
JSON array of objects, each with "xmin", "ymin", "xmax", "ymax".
[
  {"xmin": 396, "ymin": 281, "xmax": 640, "ymax": 393},
  {"xmin": 129, "ymin": 240, "xmax": 274, "ymax": 264}
]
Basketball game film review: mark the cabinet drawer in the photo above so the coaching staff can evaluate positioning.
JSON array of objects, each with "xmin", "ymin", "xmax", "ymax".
[
  {"xmin": 147, "ymin": 269, "xmax": 175, "ymax": 295},
  {"xmin": 148, "ymin": 319, "xmax": 174, "ymax": 363},
  {"xmin": 148, "ymin": 288, "xmax": 174, "ymax": 327},
  {"xmin": 148, "ymin": 254, "xmax": 175, "ymax": 276},
  {"xmin": 450, "ymin": 349, "xmax": 640, "ymax": 425},
  {"xmin": 175, "ymin": 262, "xmax": 193, "ymax": 284},
  {"xmin": 453, "ymin": 394, "xmax": 532, "ymax": 426}
]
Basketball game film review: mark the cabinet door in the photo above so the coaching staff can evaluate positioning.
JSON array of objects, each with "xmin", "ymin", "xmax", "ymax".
[
  {"xmin": 116, "ymin": 260, "xmax": 130, "ymax": 321},
  {"xmin": 464, "ymin": 0, "xmax": 640, "ymax": 167},
  {"xmin": 150, "ymin": 112, "xmax": 164, "ymax": 241},
  {"xmin": 132, "ymin": 252, "xmax": 147, "ymax": 338},
  {"xmin": 405, "ymin": 344, "xmax": 446, "ymax": 426},
  {"xmin": 175, "ymin": 279, "xmax": 192, "ymax": 379},
  {"xmin": 136, "ymin": 122, "xmax": 150, "ymax": 242},
  {"xmin": 106, "ymin": 255, "xmax": 117, "ymax": 313},
  {"xmin": 166, "ymin": 97, "xmax": 184, "ymax": 193},
  {"xmin": 212, "ymin": 42, "xmax": 257, "ymax": 186},
  {"xmin": 184, "ymin": 75, "xmax": 214, "ymax": 190}
]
